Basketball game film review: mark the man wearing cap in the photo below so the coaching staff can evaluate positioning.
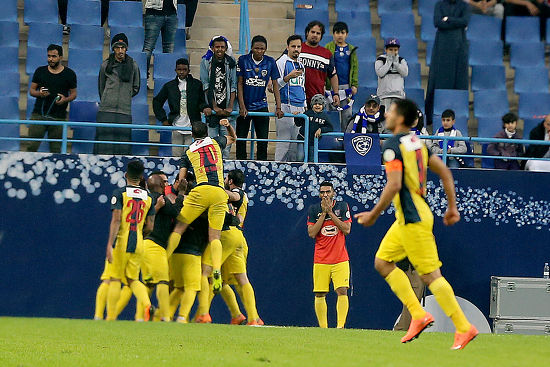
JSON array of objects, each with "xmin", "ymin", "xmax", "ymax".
[
  {"xmin": 346, "ymin": 94, "xmax": 388, "ymax": 134},
  {"xmin": 375, "ymin": 38, "xmax": 408, "ymax": 111},
  {"xmin": 95, "ymin": 33, "xmax": 141, "ymax": 155}
]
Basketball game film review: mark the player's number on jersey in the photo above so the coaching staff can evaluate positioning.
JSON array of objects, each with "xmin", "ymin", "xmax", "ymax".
[
  {"xmin": 198, "ymin": 145, "xmax": 218, "ymax": 172},
  {"xmin": 126, "ymin": 199, "xmax": 146, "ymax": 224}
]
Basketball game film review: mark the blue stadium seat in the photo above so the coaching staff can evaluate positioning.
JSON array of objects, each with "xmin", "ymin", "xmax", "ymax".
[
  {"xmin": 69, "ymin": 101, "xmax": 99, "ymax": 154},
  {"xmin": 0, "ymin": 1, "xmax": 17, "ymax": 22},
  {"xmin": 471, "ymin": 65, "xmax": 506, "ymax": 91},
  {"xmin": 157, "ymin": 130, "xmax": 173, "ymax": 157},
  {"xmin": 109, "ymin": 26, "xmax": 144, "ymax": 52},
  {"xmin": 420, "ymin": 20, "xmax": 436, "ymax": 42},
  {"xmin": 26, "ymin": 46, "xmax": 46, "ymax": 75},
  {"xmin": 108, "ymin": 1, "xmax": 143, "ymax": 27},
  {"xmin": 336, "ymin": 11, "xmax": 372, "ymax": 38},
  {"xmin": 433, "ymin": 89, "xmax": 469, "ymax": 118},
  {"xmin": 349, "ymin": 36, "xmax": 376, "ymax": 58},
  {"xmin": 405, "ymin": 88, "xmax": 425, "ymax": 113},
  {"xmin": 477, "ymin": 117, "xmax": 501, "ymax": 138},
  {"xmin": 153, "ymin": 53, "xmax": 186, "ymax": 80},
  {"xmin": 510, "ymin": 42, "xmax": 545, "ymax": 68},
  {"xmin": 397, "ymin": 38, "xmax": 418, "ymax": 63},
  {"xmin": 27, "ymin": 23, "xmax": 63, "ymax": 48},
  {"xmin": 68, "ymin": 49, "xmax": 103, "ymax": 76},
  {"xmin": 177, "ymin": 4, "xmax": 187, "ymax": 29},
  {"xmin": 518, "ymin": 92, "xmax": 550, "ymax": 119},
  {"xmin": 380, "ymin": 13, "xmax": 415, "ymax": 40},
  {"xmin": 467, "ymin": 14, "xmax": 501, "ymax": 41},
  {"xmin": 405, "ymin": 62, "xmax": 421, "ymax": 89},
  {"xmin": 469, "ymin": 40, "xmax": 503, "ymax": 66},
  {"xmin": 523, "ymin": 118, "xmax": 541, "ymax": 136},
  {"xmin": 0, "ymin": 22, "xmax": 19, "ymax": 48},
  {"xmin": 24, "ymin": 0, "xmax": 59, "ymax": 24},
  {"xmin": 335, "ymin": 0, "xmax": 369, "ymax": 13},
  {"xmin": 473, "ymin": 90, "xmax": 509, "ymax": 118},
  {"xmin": 357, "ymin": 63, "xmax": 377, "ymax": 89},
  {"xmin": 0, "ymin": 72, "xmax": 20, "ymax": 98},
  {"xmin": 69, "ymin": 24, "xmax": 104, "ymax": 51},
  {"xmin": 378, "ymin": 0, "xmax": 412, "ymax": 15},
  {"xmin": 506, "ymin": 16, "xmax": 540, "ymax": 44},
  {"xmin": 132, "ymin": 129, "xmax": 150, "ymax": 155},
  {"xmin": 75, "ymin": 74, "xmax": 100, "ymax": 102},
  {"xmin": 133, "ymin": 79, "xmax": 148, "ymax": 105},
  {"xmin": 0, "ymin": 97, "xmax": 20, "ymax": 151},
  {"xmin": 418, "ymin": 0, "xmax": 438, "ymax": 18},
  {"xmin": 480, "ymin": 144, "xmax": 496, "ymax": 169},
  {"xmin": 326, "ymin": 110, "xmax": 341, "ymax": 132},
  {"xmin": 432, "ymin": 115, "xmax": 468, "ymax": 135},
  {"xmin": 131, "ymin": 103, "xmax": 149, "ymax": 125},
  {"xmin": 0, "ymin": 47, "xmax": 20, "ymax": 73},
  {"xmin": 127, "ymin": 51, "xmax": 147, "ymax": 79},
  {"xmin": 67, "ymin": 0, "xmax": 101, "ymax": 26},
  {"xmin": 154, "ymin": 28, "xmax": 187, "ymax": 54},
  {"xmin": 294, "ymin": 9, "xmax": 329, "ymax": 42},
  {"xmin": 514, "ymin": 67, "xmax": 549, "ymax": 94},
  {"xmin": 352, "ymin": 86, "xmax": 377, "ymax": 113}
]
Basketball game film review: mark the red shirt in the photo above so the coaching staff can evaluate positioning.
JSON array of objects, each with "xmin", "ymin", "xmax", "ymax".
[
  {"xmin": 299, "ymin": 42, "xmax": 336, "ymax": 103},
  {"xmin": 307, "ymin": 200, "xmax": 351, "ymax": 264}
]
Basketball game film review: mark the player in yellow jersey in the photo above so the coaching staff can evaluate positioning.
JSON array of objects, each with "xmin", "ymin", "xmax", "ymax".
[
  {"xmin": 167, "ymin": 120, "xmax": 236, "ymax": 294},
  {"xmin": 355, "ymin": 99, "xmax": 478, "ymax": 350},
  {"xmin": 105, "ymin": 160, "xmax": 156, "ymax": 321}
]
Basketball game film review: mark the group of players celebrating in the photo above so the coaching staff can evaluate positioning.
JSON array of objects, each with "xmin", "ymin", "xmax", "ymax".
[{"xmin": 93, "ymin": 118, "xmax": 263, "ymax": 325}]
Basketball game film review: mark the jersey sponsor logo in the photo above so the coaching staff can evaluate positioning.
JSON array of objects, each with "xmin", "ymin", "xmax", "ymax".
[
  {"xmin": 351, "ymin": 135, "xmax": 373, "ymax": 156},
  {"xmin": 245, "ymin": 77, "xmax": 267, "ymax": 87},
  {"xmin": 383, "ymin": 148, "xmax": 396, "ymax": 162},
  {"xmin": 321, "ymin": 225, "xmax": 339, "ymax": 237},
  {"xmin": 289, "ymin": 75, "xmax": 305, "ymax": 87},
  {"xmin": 298, "ymin": 52, "xmax": 330, "ymax": 70},
  {"xmin": 126, "ymin": 187, "xmax": 148, "ymax": 200}
]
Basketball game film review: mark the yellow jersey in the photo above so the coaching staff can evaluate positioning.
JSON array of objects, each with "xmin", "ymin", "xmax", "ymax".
[{"xmin": 181, "ymin": 136, "xmax": 227, "ymax": 187}]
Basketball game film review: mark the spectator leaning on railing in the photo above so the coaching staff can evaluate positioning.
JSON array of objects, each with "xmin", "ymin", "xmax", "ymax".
[
  {"xmin": 429, "ymin": 109, "xmax": 467, "ymax": 168},
  {"xmin": 525, "ymin": 114, "xmax": 550, "ymax": 171}
]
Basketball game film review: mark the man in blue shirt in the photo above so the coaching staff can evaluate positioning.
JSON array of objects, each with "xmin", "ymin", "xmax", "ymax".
[{"xmin": 236, "ymin": 35, "xmax": 283, "ymax": 160}]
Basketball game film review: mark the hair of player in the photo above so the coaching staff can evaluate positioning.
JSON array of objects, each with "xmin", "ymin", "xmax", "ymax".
[
  {"xmin": 287, "ymin": 34, "xmax": 303, "ymax": 45},
  {"xmin": 150, "ymin": 170, "xmax": 166, "ymax": 176},
  {"xmin": 191, "ymin": 121, "xmax": 208, "ymax": 138},
  {"xmin": 502, "ymin": 112, "xmax": 518, "ymax": 127},
  {"xmin": 305, "ymin": 20, "xmax": 325, "ymax": 38},
  {"xmin": 333, "ymin": 21, "xmax": 349, "ymax": 34},
  {"xmin": 251, "ymin": 35, "xmax": 267, "ymax": 48},
  {"xmin": 320, "ymin": 181, "xmax": 334, "ymax": 190},
  {"xmin": 212, "ymin": 36, "xmax": 228, "ymax": 47},
  {"xmin": 228, "ymin": 169, "xmax": 245, "ymax": 187},
  {"xmin": 176, "ymin": 58, "xmax": 189, "ymax": 67},
  {"xmin": 127, "ymin": 160, "xmax": 145, "ymax": 180},
  {"xmin": 393, "ymin": 99, "xmax": 419, "ymax": 128},
  {"xmin": 442, "ymin": 109, "xmax": 455, "ymax": 120},
  {"xmin": 47, "ymin": 44, "xmax": 63, "ymax": 56}
]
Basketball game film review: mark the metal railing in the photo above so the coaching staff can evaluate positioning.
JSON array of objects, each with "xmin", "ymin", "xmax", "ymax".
[{"xmin": 238, "ymin": 0, "xmax": 251, "ymax": 56}]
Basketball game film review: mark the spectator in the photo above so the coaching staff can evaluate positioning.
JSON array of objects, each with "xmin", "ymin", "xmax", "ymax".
[
  {"xmin": 525, "ymin": 114, "xmax": 550, "ymax": 171},
  {"xmin": 375, "ymin": 38, "xmax": 408, "ymax": 111},
  {"xmin": 200, "ymin": 36, "xmax": 237, "ymax": 159},
  {"xmin": 487, "ymin": 112, "xmax": 523, "ymax": 170},
  {"xmin": 345, "ymin": 95, "xmax": 387, "ymax": 134},
  {"xmin": 504, "ymin": 0, "xmax": 550, "ymax": 38},
  {"xmin": 411, "ymin": 109, "xmax": 430, "ymax": 136},
  {"xmin": 274, "ymin": 34, "xmax": 307, "ymax": 162},
  {"xmin": 95, "ymin": 33, "xmax": 141, "ymax": 155},
  {"xmin": 153, "ymin": 58, "xmax": 211, "ymax": 157},
  {"xmin": 27, "ymin": 44, "xmax": 77, "ymax": 153},
  {"xmin": 425, "ymin": 0, "xmax": 470, "ymax": 125},
  {"xmin": 236, "ymin": 35, "xmax": 283, "ymax": 161},
  {"xmin": 324, "ymin": 22, "xmax": 359, "ymax": 130},
  {"xmin": 467, "ymin": 0, "xmax": 504, "ymax": 18},
  {"xmin": 178, "ymin": 0, "xmax": 199, "ymax": 40},
  {"xmin": 298, "ymin": 21, "xmax": 340, "ymax": 107},
  {"xmin": 143, "ymin": 0, "xmax": 179, "ymax": 76},
  {"xmin": 296, "ymin": 93, "xmax": 333, "ymax": 162},
  {"xmin": 429, "ymin": 109, "xmax": 467, "ymax": 168}
]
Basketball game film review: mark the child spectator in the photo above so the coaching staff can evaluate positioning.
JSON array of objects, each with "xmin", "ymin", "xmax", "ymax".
[
  {"xmin": 375, "ymin": 38, "xmax": 408, "ymax": 111},
  {"xmin": 296, "ymin": 93, "xmax": 333, "ymax": 161},
  {"xmin": 429, "ymin": 109, "xmax": 467, "ymax": 168},
  {"xmin": 487, "ymin": 112, "xmax": 524, "ymax": 170},
  {"xmin": 345, "ymin": 94, "xmax": 387, "ymax": 134},
  {"xmin": 411, "ymin": 109, "xmax": 429, "ymax": 136},
  {"xmin": 325, "ymin": 21, "xmax": 359, "ymax": 131}
]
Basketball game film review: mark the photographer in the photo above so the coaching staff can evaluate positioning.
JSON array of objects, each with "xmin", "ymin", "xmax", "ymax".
[{"xmin": 28, "ymin": 44, "xmax": 77, "ymax": 153}]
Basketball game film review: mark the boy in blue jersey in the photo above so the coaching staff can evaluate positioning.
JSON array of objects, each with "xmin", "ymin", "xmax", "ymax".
[
  {"xmin": 274, "ymin": 34, "xmax": 307, "ymax": 162},
  {"xmin": 236, "ymin": 35, "xmax": 283, "ymax": 161}
]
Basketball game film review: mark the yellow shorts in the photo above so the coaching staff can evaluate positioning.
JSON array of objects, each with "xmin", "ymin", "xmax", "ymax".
[
  {"xmin": 202, "ymin": 226, "xmax": 242, "ymax": 267},
  {"xmin": 313, "ymin": 261, "xmax": 350, "ymax": 292},
  {"xmin": 142, "ymin": 239, "xmax": 169, "ymax": 283},
  {"xmin": 110, "ymin": 246, "xmax": 142, "ymax": 281},
  {"xmin": 177, "ymin": 185, "xmax": 229, "ymax": 231},
  {"xmin": 222, "ymin": 236, "xmax": 248, "ymax": 284},
  {"xmin": 375, "ymin": 219, "xmax": 442, "ymax": 276},
  {"xmin": 100, "ymin": 260, "xmax": 128, "ymax": 285},
  {"xmin": 170, "ymin": 253, "xmax": 202, "ymax": 291}
]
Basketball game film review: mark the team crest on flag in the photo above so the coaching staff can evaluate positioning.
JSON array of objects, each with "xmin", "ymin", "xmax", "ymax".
[{"xmin": 351, "ymin": 135, "xmax": 373, "ymax": 156}]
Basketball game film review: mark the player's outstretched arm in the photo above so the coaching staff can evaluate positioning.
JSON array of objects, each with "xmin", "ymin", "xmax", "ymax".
[
  {"xmin": 106, "ymin": 209, "xmax": 122, "ymax": 263},
  {"xmin": 221, "ymin": 118, "xmax": 237, "ymax": 145},
  {"xmin": 428, "ymin": 154, "xmax": 460, "ymax": 226},
  {"xmin": 355, "ymin": 170, "xmax": 402, "ymax": 227}
]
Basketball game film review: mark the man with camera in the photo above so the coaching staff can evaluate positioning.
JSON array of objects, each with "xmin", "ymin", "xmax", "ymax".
[{"xmin": 28, "ymin": 44, "xmax": 77, "ymax": 153}]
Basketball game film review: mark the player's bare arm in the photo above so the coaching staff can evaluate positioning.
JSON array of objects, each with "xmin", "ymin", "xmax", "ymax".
[
  {"xmin": 428, "ymin": 154, "xmax": 460, "ymax": 226},
  {"xmin": 154, "ymin": 195, "xmax": 165, "ymax": 212},
  {"xmin": 226, "ymin": 189, "xmax": 241, "ymax": 202},
  {"xmin": 178, "ymin": 167, "xmax": 188, "ymax": 184},
  {"xmin": 237, "ymin": 76, "xmax": 247, "ymax": 117},
  {"xmin": 143, "ymin": 215, "xmax": 155, "ymax": 236},
  {"xmin": 355, "ymin": 169, "xmax": 402, "ymax": 227},
  {"xmin": 325, "ymin": 199, "xmax": 351, "ymax": 235},
  {"xmin": 308, "ymin": 204, "xmax": 328, "ymax": 238},
  {"xmin": 105, "ymin": 209, "xmax": 122, "ymax": 263},
  {"xmin": 221, "ymin": 118, "xmax": 237, "ymax": 145}
]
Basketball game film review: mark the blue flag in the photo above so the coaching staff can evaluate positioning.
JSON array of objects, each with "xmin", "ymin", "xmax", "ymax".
[{"xmin": 344, "ymin": 133, "xmax": 382, "ymax": 175}]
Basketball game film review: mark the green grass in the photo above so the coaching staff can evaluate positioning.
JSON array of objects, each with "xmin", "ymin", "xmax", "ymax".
[{"xmin": 1, "ymin": 317, "xmax": 549, "ymax": 367}]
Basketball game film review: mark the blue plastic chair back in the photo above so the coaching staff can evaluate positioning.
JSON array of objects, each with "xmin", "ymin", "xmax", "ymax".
[
  {"xmin": 473, "ymin": 90, "xmax": 509, "ymax": 119},
  {"xmin": 24, "ymin": 0, "xmax": 59, "ymax": 24},
  {"xmin": 467, "ymin": 14, "xmax": 501, "ymax": 41},
  {"xmin": 378, "ymin": 0, "xmax": 412, "ymax": 15},
  {"xmin": 380, "ymin": 13, "xmax": 415, "ymax": 40},
  {"xmin": 0, "ymin": 96, "xmax": 20, "ymax": 151},
  {"xmin": 68, "ymin": 49, "xmax": 103, "ymax": 76},
  {"xmin": 0, "ymin": 47, "xmax": 20, "ymax": 73},
  {"xmin": 405, "ymin": 88, "xmax": 425, "ymax": 113},
  {"xmin": 433, "ymin": 89, "xmax": 469, "ymax": 118},
  {"xmin": 471, "ymin": 65, "xmax": 506, "ymax": 91},
  {"xmin": 510, "ymin": 42, "xmax": 545, "ymax": 68},
  {"xmin": 514, "ymin": 67, "xmax": 549, "ymax": 94},
  {"xmin": 69, "ymin": 24, "xmax": 104, "ymax": 50},
  {"xmin": 518, "ymin": 93, "xmax": 550, "ymax": 119},
  {"xmin": 27, "ymin": 22, "xmax": 63, "ymax": 48},
  {"xmin": 405, "ymin": 62, "xmax": 421, "ymax": 89},
  {"xmin": 0, "ymin": 22, "xmax": 19, "ymax": 47},
  {"xmin": 469, "ymin": 40, "xmax": 503, "ymax": 66},
  {"xmin": 506, "ymin": 16, "xmax": 540, "ymax": 44},
  {"xmin": 108, "ymin": 1, "xmax": 143, "ymax": 27},
  {"xmin": 0, "ymin": 1, "xmax": 17, "ymax": 21},
  {"xmin": 0, "ymin": 72, "xmax": 20, "ymax": 98},
  {"xmin": 68, "ymin": 0, "xmax": 101, "ymax": 26}
]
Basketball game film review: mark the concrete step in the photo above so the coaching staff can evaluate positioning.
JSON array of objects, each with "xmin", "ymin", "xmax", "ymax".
[
  {"xmin": 196, "ymin": 2, "xmax": 292, "ymax": 19},
  {"xmin": 193, "ymin": 16, "xmax": 293, "ymax": 30}
]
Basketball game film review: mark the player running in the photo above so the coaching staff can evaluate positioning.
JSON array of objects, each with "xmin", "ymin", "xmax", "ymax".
[{"xmin": 355, "ymin": 99, "xmax": 478, "ymax": 350}]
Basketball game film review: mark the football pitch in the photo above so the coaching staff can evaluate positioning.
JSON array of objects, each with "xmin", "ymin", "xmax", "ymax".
[{"xmin": 1, "ymin": 317, "xmax": 548, "ymax": 367}]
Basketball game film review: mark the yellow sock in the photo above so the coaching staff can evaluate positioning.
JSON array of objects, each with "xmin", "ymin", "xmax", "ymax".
[
  {"xmin": 179, "ymin": 290, "xmax": 197, "ymax": 321},
  {"xmin": 106, "ymin": 280, "xmax": 121, "ymax": 321},
  {"xmin": 166, "ymin": 232, "xmax": 182, "ymax": 258},
  {"xmin": 336, "ymin": 295, "xmax": 349, "ymax": 328},
  {"xmin": 314, "ymin": 296, "xmax": 328, "ymax": 328},
  {"xmin": 115, "ymin": 285, "xmax": 133, "ymax": 318},
  {"xmin": 221, "ymin": 284, "xmax": 242, "ymax": 318},
  {"xmin": 130, "ymin": 281, "xmax": 151, "ymax": 310},
  {"xmin": 169, "ymin": 289, "xmax": 183, "ymax": 319},
  {"xmin": 94, "ymin": 282, "xmax": 109, "ymax": 319},
  {"xmin": 428, "ymin": 277, "xmax": 471, "ymax": 333},
  {"xmin": 385, "ymin": 268, "xmax": 426, "ymax": 320},
  {"xmin": 156, "ymin": 283, "xmax": 170, "ymax": 321},
  {"xmin": 241, "ymin": 283, "xmax": 259, "ymax": 321},
  {"xmin": 209, "ymin": 239, "xmax": 222, "ymax": 271},
  {"xmin": 197, "ymin": 275, "xmax": 211, "ymax": 316}
]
